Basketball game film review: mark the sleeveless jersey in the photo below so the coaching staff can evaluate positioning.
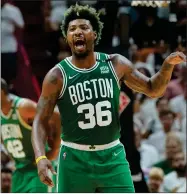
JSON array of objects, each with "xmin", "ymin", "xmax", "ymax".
[
  {"xmin": 1, "ymin": 96, "xmax": 35, "ymax": 169},
  {"xmin": 56, "ymin": 52, "xmax": 121, "ymax": 145}
]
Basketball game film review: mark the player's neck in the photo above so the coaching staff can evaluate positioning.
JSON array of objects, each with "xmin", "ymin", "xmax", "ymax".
[
  {"xmin": 71, "ymin": 52, "xmax": 96, "ymax": 69},
  {"xmin": 1, "ymin": 96, "xmax": 13, "ymax": 115}
]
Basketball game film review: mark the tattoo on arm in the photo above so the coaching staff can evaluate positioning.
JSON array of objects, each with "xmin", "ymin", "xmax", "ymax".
[
  {"xmin": 149, "ymin": 62, "xmax": 175, "ymax": 97},
  {"xmin": 32, "ymin": 67, "xmax": 62, "ymax": 158},
  {"xmin": 161, "ymin": 63, "xmax": 172, "ymax": 71},
  {"xmin": 37, "ymin": 71, "xmax": 61, "ymax": 121},
  {"xmin": 37, "ymin": 94, "xmax": 58, "ymax": 120},
  {"xmin": 49, "ymin": 75, "xmax": 58, "ymax": 85},
  {"xmin": 112, "ymin": 54, "xmax": 175, "ymax": 98}
]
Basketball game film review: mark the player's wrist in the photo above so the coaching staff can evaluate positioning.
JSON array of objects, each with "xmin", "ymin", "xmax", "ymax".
[{"xmin": 35, "ymin": 155, "xmax": 47, "ymax": 164}]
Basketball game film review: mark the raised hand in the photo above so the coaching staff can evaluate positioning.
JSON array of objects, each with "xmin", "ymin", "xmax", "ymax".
[{"xmin": 164, "ymin": 51, "xmax": 186, "ymax": 66}]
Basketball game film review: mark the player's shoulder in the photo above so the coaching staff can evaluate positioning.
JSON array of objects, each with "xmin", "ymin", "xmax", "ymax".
[
  {"xmin": 41, "ymin": 65, "xmax": 64, "ymax": 94},
  {"xmin": 107, "ymin": 54, "xmax": 132, "ymax": 73},
  {"xmin": 109, "ymin": 53, "xmax": 130, "ymax": 64},
  {"xmin": 16, "ymin": 98, "xmax": 37, "ymax": 119},
  {"xmin": 108, "ymin": 54, "xmax": 123, "ymax": 66},
  {"xmin": 9, "ymin": 94, "xmax": 25, "ymax": 108},
  {"xmin": 44, "ymin": 64, "xmax": 64, "ymax": 83},
  {"xmin": 56, "ymin": 55, "xmax": 72, "ymax": 66},
  {"xmin": 15, "ymin": 96, "xmax": 36, "ymax": 110}
]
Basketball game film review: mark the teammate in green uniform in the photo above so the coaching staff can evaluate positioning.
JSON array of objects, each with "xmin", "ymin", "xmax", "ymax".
[
  {"xmin": 1, "ymin": 79, "xmax": 61, "ymax": 193},
  {"xmin": 31, "ymin": 4, "xmax": 186, "ymax": 193}
]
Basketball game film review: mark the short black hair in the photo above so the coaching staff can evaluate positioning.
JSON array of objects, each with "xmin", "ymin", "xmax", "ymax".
[
  {"xmin": 1, "ymin": 168, "xmax": 12, "ymax": 174},
  {"xmin": 1, "ymin": 78, "xmax": 8, "ymax": 95},
  {"xmin": 156, "ymin": 97, "xmax": 168, "ymax": 107},
  {"xmin": 61, "ymin": 4, "xmax": 104, "ymax": 45},
  {"xmin": 159, "ymin": 109, "xmax": 176, "ymax": 118}
]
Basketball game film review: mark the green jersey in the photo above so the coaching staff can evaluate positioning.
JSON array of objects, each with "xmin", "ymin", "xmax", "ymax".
[
  {"xmin": 1, "ymin": 96, "xmax": 35, "ymax": 169},
  {"xmin": 56, "ymin": 52, "xmax": 121, "ymax": 145}
]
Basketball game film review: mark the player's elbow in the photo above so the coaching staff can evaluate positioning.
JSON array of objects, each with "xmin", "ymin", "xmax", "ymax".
[
  {"xmin": 147, "ymin": 91, "xmax": 164, "ymax": 99},
  {"xmin": 146, "ymin": 79, "xmax": 164, "ymax": 98}
]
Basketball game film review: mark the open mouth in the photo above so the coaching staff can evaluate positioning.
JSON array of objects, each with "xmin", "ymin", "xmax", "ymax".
[{"xmin": 74, "ymin": 39, "xmax": 86, "ymax": 51}]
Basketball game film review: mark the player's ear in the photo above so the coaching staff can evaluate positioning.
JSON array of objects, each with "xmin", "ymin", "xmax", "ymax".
[{"xmin": 94, "ymin": 31, "xmax": 97, "ymax": 41}]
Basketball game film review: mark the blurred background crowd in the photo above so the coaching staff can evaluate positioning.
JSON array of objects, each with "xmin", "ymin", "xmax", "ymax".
[{"xmin": 1, "ymin": 0, "xmax": 186, "ymax": 193}]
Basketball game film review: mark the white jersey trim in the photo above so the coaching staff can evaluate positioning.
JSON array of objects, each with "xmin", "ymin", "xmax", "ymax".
[
  {"xmin": 56, "ymin": 144, "xmax": 63, "ymax": 192},
  {"xmin": 56, "ymin": 64, "xmax": 67, "ymax": 99},
  {"xmin": 61, "ymin": 139, "xmax": 120, "ymax": 151},
  {"xmin": 105, "ymin": 54, "xmax": 120, "ymax": 89},
  {"xmin": 65, "ymin": 52, "xmax": 100, "ymax": 73}
]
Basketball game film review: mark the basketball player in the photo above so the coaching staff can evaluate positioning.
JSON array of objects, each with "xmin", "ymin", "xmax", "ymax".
[
  {"xmin": 32, "ymin": 4, "xmax": 186, "ymax": 193},
  {"xmin": 1, "ymin": 79, "xmax": 61, "ymax": 192}
]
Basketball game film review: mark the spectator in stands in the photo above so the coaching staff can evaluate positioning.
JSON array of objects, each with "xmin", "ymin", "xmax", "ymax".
[
  {"xmin": 147, "ymin": 167, "xmax": 164, "ymax": 192},
  {"xmin": 134, "ymin": 125, "xmax": 159, "ymax": 170},
  {"xmin": 45, "ymin": 1, "xmax": 70, "ymax": 63},
  {"xmin": 150, "ymin": 97, "xmax": 180, "ymax": 133},
  {"xmin": 57, "ymin": 37, "xmax": 71, "ymax": 62},
  {"xmin": 175, "ymin": 0, "xmax": 187, "ymax": 40},
  {"xmin": 146, "ymin": 40, "xmax": 170, "ymax": 73},
  {"xmin": 169, "ymin": 83, "xmax": 187, "ymax": 131},
  {"xmin": 133, "ymin": 67, "xmax": 156, "ymax": 134},
  {"xmin": 1, "ymin": 0, "xmax": 24, "ymax": 85},
  {"xmin": 134, "ymin": 88, "xmax": 180, "ymax": 138},
  {"xmin": 133, "ymin": 50, "xmax": 155, "ymax": 75},
  {"xmin": 153, "ymin": 97, "xmax": 169, "ymax": 132},
  {"xmin": 163, "ymin": 151, "xmax": 186, "ymax": 192},
  {"xmin": 130, "ymin": 7, "xmax": 169, "ymax": 49},
  {"xmin": 181, "ymin": 118, "xmax": 186, "ymax": 135},
  {"xmin": 146, "ymin": 110, "xmax": 185, "ymax": 159},
  {"xmin": 164, "ymin": 62, "xmax": 187, "ymax": 100},
  {"xmin": 154, "ymin": 132, "xmax": 183, "ymax": 175},
  {"xmin": 49, "ymin": 0, "xmax": 67, "ymax": 29},
  {"xmin": 94, "ymin": 0, "xmax": 119, "ymax": 53},
  {"xmin": 1, "ymin": 168, "xmax": 12, "ymax": 193}
]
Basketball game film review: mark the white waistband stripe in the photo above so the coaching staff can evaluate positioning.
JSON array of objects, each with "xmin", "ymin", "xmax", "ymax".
[{"xmin": 61, "ymin": 139, "xmax": 120, "ymax": 151}]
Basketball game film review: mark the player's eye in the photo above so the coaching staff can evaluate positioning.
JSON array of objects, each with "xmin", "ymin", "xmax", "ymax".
[
  {"xmin": 81, "ymin": 26, "xmax": 89, "ymax": 30},
  {"xmin": 69, "ymin": 28, "xmax": 75, "ymax": 32}
]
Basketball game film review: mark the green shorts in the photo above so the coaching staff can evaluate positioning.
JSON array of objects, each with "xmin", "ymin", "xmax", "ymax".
[
  {"xmin": 11, "ymin": 167, "xmax": 48, "ymax": 193},
  {"xmin": 57, "ymin": 142, "xmax": 135, "ymax": 193},
  {"xmin": 52, "ymin": 161, "xmax": 58, "ymax": 192}
]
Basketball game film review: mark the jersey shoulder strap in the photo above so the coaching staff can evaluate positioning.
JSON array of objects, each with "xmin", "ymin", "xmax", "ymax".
[
  {"xmin": 11, "ymin": 95, "xmax": 21, "ymax": 110},
  {"xmin": 96, "ymin": 52, "xmax": 111, "ymax": 62},
  {"xmin": 98, "ymin": 52, "xmax": 120, "ymax": 88}
]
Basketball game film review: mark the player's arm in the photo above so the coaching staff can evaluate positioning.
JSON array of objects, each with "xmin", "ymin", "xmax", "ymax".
[
  {"xmin": 110, "ymin": 52, "xmax": 186, "ymax": 98},
  {"xmin": 19, "ymin": 99, "xmax": 61, "ymax": 161},
  {"xmin": 31, "ymin": 67, "xmax": 63, "ymax": 187},
  {"xmin": 46, "ymin": 107, "xmax": 61, "ymax": 161}
]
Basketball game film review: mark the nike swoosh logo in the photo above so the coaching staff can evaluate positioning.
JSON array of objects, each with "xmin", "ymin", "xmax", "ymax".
[
  {"xmin": 113, "ymin": 149, "xmax": 123, "ymax": 156},
  {"xmin": 69, "ymin": 74, "xmax": 79, "ymax": 79}
]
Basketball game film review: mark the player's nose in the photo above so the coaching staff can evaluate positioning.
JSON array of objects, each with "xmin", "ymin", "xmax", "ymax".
[{"xmin": 74, "ymin": 28, "xmax": 83, "ymax": 37}]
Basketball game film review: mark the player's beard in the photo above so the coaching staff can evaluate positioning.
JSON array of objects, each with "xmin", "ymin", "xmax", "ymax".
[
  {"xmin": 74, "ymin": 49, "xmax": 90, "ymax": 59},
  {"xmin": 72, "ymin": 41, "xmax": 94, "ymax": 59}
]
